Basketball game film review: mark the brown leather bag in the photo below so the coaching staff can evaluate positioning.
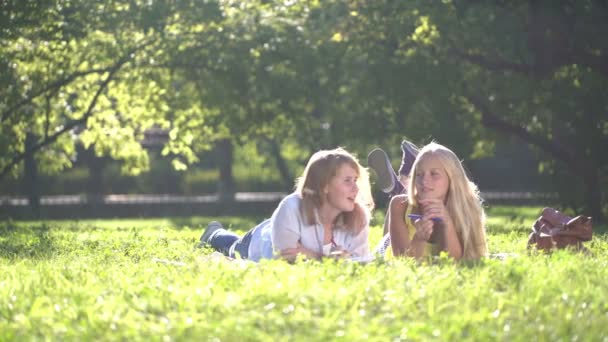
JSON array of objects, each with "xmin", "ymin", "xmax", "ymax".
[{"xmin": 527, "ymin": 207, "xmax": 593, "ymax": 251}]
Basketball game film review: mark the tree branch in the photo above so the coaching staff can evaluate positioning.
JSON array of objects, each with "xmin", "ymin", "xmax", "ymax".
[
  {"xmin": 464, "ymin": 94, "xmax": 581, "ymax": 169},
  {"xmin": 452, "ymin": 47, "xmax": 608, "ymax": 79},
  {"xmin": 450, "ymin": 47, "xmax": 538, "ymax": 76},
  {"xmin": 568, "ymin": 51, "xmax": 608, "ymax": 78},
  {"xmin": 450, "ymin": 2, "xmax": 608, "ymax": 79},
  {"xmin": 0, "ymin": 38, "xmax": 158, "ymax": 181},
  {"xmin": 0, "ymin": 57, "xmax": 128, "ymax": 180},
  {"xmin": 1, "ymin": 67, "xmax": 115, "ymax": 124},
  {"xmin": 44, "ymin": 94, "xmax": 51, "ymax": 140}
]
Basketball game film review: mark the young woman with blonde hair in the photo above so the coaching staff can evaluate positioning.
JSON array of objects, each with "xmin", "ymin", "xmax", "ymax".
[
  {"xmin": 199, "ymin": 147, "xmax": 374, "ymax": 262},
  {"xmin": 389, "ymin": 142, "xmax": 487, "ymax": 260}
]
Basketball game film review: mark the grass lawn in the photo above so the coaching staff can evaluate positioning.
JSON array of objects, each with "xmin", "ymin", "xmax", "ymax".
[{"xmin": 1, "ymin": 205, "xmax": 607, "ymax": 341}]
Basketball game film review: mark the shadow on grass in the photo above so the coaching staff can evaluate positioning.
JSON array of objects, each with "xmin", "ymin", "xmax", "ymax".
[
  {"xmin": 0, "ymin": 221, "xmax": 57, "ymax": 260},
  {"xmin": 591, "ymin": 223, "xmax": 608, "ymax": 235},
  {"xmin": 168, "ymin": 215, "xmax": 264, "ymax": 234}
]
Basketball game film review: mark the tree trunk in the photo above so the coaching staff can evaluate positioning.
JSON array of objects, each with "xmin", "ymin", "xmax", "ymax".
[
  {"xmin": 470, "ymin": 94, "xmax": 606, "ymax": 222},
  {"xmin": 216, "ymin": 139, "xmax": 235, "ymax": 202},
  {"xmin": 24, "ymin": 133, "xmax": 40, "ymax": 217},
  {"xmin": 267, "ymin": 139, "xmax": 293, "ymax": 191},
  {"xmin": 83, "ymin": 146, "xmax": 105, "ymax": 206},
  {"xmin": 582, "ymin": 167, "xmax": 604, "ymax": 223}
]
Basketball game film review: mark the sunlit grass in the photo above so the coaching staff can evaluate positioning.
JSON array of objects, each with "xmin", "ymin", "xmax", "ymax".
[{"xmin": 1, "ymin": 207, "xmax": 606, "ymax": 340}]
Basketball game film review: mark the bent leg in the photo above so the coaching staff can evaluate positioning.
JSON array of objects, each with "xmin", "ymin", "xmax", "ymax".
[
  {"xmin": 230, "ymin": 228, "xmax": 255, "ymax": 259},
  {"xmin": 206, "ymin": 227, "xmax": 240, "ymax": 256}
]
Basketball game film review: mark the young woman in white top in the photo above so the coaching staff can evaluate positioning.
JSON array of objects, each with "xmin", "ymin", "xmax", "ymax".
[{"xmin": 198, "ymin": 147, "xmax": 374, "ymax": 262}]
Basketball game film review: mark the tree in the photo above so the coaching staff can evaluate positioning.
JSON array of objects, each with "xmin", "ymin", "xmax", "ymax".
[
  {"xmin": 429, "ymin": 1, "xmax": 608, "ymax": 220},
  {"xmin": 0, "ymin": 0, "xmax": 224, "ymax": 182},
  {"xmin": 321, "ymin": 0, "xmax": 608, "ymax": 220},
  {"xmin": 2, "ymin": 0, "xmax": 606, "ymax": 221}
]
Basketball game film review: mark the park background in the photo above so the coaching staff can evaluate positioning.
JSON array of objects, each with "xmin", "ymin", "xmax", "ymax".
[
  {"xmin": 1, "ymin": 0, "xmax": 607, "ymax": 221},
  {"xmin": 2, "ymin": 1, "xmax": 608, "ymax": 341}
]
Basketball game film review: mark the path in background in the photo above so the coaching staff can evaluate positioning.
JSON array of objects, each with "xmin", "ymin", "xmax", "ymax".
[
  {"xmin": 0, "ymin": 192, "xmax": 557, "ymax": 219},
  {"xmin": 0, "ymin": 192, "xmax": 286, "ymax": 206}
]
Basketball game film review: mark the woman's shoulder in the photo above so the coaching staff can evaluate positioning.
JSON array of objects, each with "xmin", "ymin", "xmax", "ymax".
[
  {"xmin": 389, "ymin": 194, "xmax": 409, "ymax": 207},
  {"xmin": 272, "ymin": 192, "xmax": 304, "ymax": 219},
  {"xmin": 279, "ymin": 192, "xmax": 302, "ymax": 207}
]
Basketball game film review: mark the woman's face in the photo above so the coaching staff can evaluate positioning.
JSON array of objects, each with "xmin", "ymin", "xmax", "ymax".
[
  {"xmin": 323, "ymin": 164, "xmax": 359, "ymax": 213},
  {"xmin": 414, "ymin": 154, "xmax": 450, "ymax": 202}
]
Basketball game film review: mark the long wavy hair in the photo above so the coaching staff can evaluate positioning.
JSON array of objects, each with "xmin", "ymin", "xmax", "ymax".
[
  {"xmin": 407, "ymin": 142, "xmax": 488, "ymax": 259},
  {"xmin": 295, "ymin": 147, "xmax": 374, "ymax": 233}
]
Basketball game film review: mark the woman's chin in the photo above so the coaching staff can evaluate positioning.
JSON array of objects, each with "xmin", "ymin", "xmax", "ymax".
[
  {"xmin": 417, "ymin": 193, "xmax": 441, "ymax": 200},
  {"xmin": 342, "ymin": 203, "xmax": 356, "ymax": 212}
]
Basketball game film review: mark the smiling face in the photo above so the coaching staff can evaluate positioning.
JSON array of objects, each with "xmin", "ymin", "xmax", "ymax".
[
  {"xmin": 414, "ymin": 153, "xmax": 450, "ymax": 202},
  {"xmin": 323, "ymin": 164, "xmax": 360, "ymax": 214}
]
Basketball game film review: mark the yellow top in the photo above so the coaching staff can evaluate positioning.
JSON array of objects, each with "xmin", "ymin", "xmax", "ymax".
[{"xmin": 384, "ymin": 204, "xmax": 436, "ymax": 258}]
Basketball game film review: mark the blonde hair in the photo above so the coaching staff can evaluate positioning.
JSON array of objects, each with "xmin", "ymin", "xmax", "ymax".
[
  {"xmin": 407, "ymin": 142, "xmax": 488, "ymax": 259},
  {"xmin": 295, "ymin": 147, "xmax": 374, "ymax": 233}
]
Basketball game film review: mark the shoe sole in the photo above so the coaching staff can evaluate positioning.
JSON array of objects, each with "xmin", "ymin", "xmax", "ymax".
[{"xmin": 367, "ymin": 148, "xmax": 396, "ymax": 193}]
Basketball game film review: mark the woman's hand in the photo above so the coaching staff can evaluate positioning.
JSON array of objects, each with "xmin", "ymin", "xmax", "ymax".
[
  {"xmin": 412, "ymin": 217, "xmax": 434, "ymax": 242},
  {"xmin": 280, "ymin": 242, "xmax": 320, "ymax": 261},
  {"xmin": 418, "ymin": 198, "xmax": 453, "ymax": 226},
  {"xmin": 329, "ymin": 246, "xmax": 351, "ymax": 260},
  {"xmin": 418, "ymin": 197, "xmax": 463, "ymax": 259}
]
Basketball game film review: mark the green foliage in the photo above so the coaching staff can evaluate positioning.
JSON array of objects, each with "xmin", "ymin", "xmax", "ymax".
[
  {"xmin": 2, "ymin": 0, "xmax": 606, "ymax": 218},
  {"xmin": 0, "ymin": 0, "xmax": 225, "ymax": 179},
  {"xmin": 1, "ymin": 207, "xmax": 607, "ymax": 340}
]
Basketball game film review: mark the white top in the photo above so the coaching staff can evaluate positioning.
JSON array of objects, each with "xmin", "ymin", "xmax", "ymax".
[{"xmin": 247, "ymin": 192, "xmax": 370, "ymax": 261}]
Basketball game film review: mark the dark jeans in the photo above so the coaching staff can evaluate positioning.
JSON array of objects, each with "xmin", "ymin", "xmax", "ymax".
[
  {"xmin": 390, "ymin": 178, "xmax": 405, "ymax": 197},
  {"xmin": 207, "ymin": 227, "xmax": 255, "ymax": 259}
]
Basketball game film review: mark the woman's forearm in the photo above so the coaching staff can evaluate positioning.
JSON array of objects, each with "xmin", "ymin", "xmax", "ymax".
[
  {"xmin": 279, "ymin": 245, "xmax": 321, "ymax": 261},
  {"xmin": 389, "ymin": 195, "xmax": 410, "ymax": 256},
  {"xmin": 442, "ymin": 220, "xmax": 463, "ymax": 260},
  {"xmin": 406, "ymin": 238, "xmax": 428, "ymax": 259}
]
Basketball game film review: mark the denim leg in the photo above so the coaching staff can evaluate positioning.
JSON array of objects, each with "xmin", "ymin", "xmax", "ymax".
[
  {"xmin": 230, "ymin": 228, "xmax": 255, "ymax": 259},
  {"xmin": 207, "ymin": 229, "xmax": 241, "ymax": 256},
  {"xmin": 388, "ymin": 176, "xmax": 406, "ymax": 197},
  {"xmin": 208, "ymin": 227, "xmax": 256, "ymax": 259}
]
